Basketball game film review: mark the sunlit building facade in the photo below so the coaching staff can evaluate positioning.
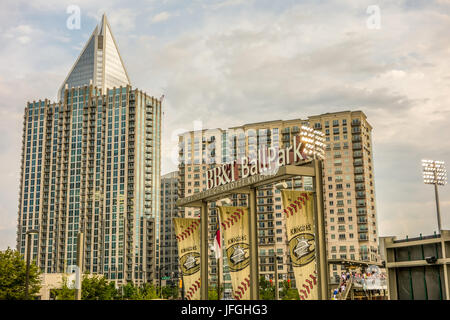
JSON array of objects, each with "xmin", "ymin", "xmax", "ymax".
[
  {"xmin": 17, "ymin": 15, "xmax": 162, "ymax": 286},
  {"xmin": 177, "ymin": 111, "xmax": 379, "ymax": 290}
]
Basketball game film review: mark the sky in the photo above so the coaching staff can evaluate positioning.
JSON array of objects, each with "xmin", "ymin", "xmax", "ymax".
[{"xmin": 0, "ymin": 0, "xmax": 449, "ymax": 250}]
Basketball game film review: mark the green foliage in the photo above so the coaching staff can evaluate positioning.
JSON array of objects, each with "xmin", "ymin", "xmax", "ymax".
[
  {"xmin": 53, "ymin": 276, "xmax": 75, "ymax": 300},
  {"xmin": 81, "ymin": 274, "xmax": 118, "ymax": 300},
  {"xmin": 0, "ymin": 248, "xmax": 41, "ymax": 300},
  {"xmin": 53, "ymin": 274, "xmax": 118, "ymax": 300},
  {"xmin": 259, "ymin": 276, "xmax": 275, "ymax": 300},
  {"xmin": 208, "ymin": 285, "xmax": 224, "ymax": 300},
  {"xmin": 121, "ymin": 282, "xmax": 137, "ymax": 299},
  {"xmin": 140, "ymin": 283, "xmax": 159, "ymax": 300},
  {"xmin": 120, "ymin": 282, "xmax": 159, "ymax": 300},
  {"xmin": 162, "ymin": 285, "xmax": 179, "ymax": 300},
  {"xmin": 280, "ymin": 280, "xmax": 299, "ymax": 300}
]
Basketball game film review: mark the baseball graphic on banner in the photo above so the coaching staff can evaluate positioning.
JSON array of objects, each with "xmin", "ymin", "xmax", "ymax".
[
  {"xmin": 218, "ymin": 206, "xmax": 251, "ymax": 300},
  {"xmin": 281, "ymin": 190, "xmax": 318, "ymax": 300},
  {"xmin": 173, "ymin": 218, "xmax": 201, "ymax": 300}
]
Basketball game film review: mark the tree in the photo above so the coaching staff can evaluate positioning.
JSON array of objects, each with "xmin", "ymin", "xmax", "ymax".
[
  {"xmin": 53, "ymin": 276, "xmax": 75, "ymax": 300},
  {"xmin": 280, "ymin": 280, "xmax": 299, "ymax": 300},
  {"xmin": 140, "ymin": 283, "xmax": 159, "ymax": 300},
  {"xmin": 259, "ymin": 276, "xmax": 275, "ymax": 300},
  {"xmin": 81, "ymin": 274, "xmax": 118, "ymax": 300},
  {"xmin": 53, "ymin": 274, "xmax": 118, "ymax": 300},
  {"xmin": 162, "ymin": 285, "xmax": 179, "ymax": 300},
  {"xmin": 120, "ymin": 282, "xmax": 159, "ymax": 300},
  {"xmin": 208, "ymin": 285, "xmax": 224, "ymax": 300},
  {"xmin": 0, "ymin": 248, "xmax": 41, "ymax": 300},
  {"xmin": 121, "ymin": 282, "xmax": 138, "ymax": 299}
]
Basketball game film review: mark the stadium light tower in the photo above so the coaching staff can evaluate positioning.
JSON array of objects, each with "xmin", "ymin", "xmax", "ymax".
[{"xmin": 422, "ymin": 160, "xmax": 447, "ymax": 232}]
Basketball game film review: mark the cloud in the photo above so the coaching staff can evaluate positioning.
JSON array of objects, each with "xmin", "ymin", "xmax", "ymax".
[
  {"xmin": 3, "ymin": 24, "xmax": 39, "ymax": 45},
  {"xmin": 151, "ymin": 11, "xmax": 172, "ymax": 23},
  {"xmin": 1, "ymin": 0, "xmax": 450, "ymax": 250}
]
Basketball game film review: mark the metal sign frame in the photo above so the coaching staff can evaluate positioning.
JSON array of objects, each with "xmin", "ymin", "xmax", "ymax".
[{"xmin": 176, "ymin": 159, "xmax": 329, "ymax": 300}]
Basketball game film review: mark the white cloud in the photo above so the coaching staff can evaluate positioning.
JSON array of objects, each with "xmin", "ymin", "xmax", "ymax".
[
  {"xmin": 151, "ymin": 11, "xmax": 172, "ymax": 23},
  {"xmin": 1, "ymin": 0, "xmax": 450, "ymax": 250}
]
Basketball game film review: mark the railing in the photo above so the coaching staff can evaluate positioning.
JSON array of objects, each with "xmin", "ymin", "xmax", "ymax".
[
  {"xmin": 340, "ymin": 279, "xmax": 353, "ymax": 300},
  {"xmin": 352, "ymin": 277, "xmax": 387, "ymax": 290},
  {"xmin": 333, "ymin": 276, "xmax": 387, "ymax": 300}
]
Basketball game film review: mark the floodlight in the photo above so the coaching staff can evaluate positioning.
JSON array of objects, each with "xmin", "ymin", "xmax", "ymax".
[
  {"xmin": 220, "ymin": 198, "xmax": 232, "ymax": 206},
  {"xmin": 421, "ymin": 159, "xmax": 447, "ymax": 233},
  {"xmin": 274, "ymin": 182, "xmax": 288, "ymax": 190}
]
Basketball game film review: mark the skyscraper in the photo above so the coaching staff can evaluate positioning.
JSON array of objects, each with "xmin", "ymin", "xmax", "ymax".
[
  {"xmin": 58, "ymin": 15, "xmax": 130, "ymax": 101},
  {"xmin": 17, "ymin": 14, "xmax": 162, "ymax": 286},
  {"xmin": 177, "ymin": 111, "xmax": 379, "ymax": 289},
  {"xmin": 159, "ymin": 171, "xmax": 181, "ymax": 285}
]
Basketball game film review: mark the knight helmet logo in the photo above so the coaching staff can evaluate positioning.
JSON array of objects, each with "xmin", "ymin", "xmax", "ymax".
[
  {"xmin": 289, "ymin": 233, "xmax": 315, "ymax": 267},
  {"xmin": 226, "ymin": 242, "xmax": 250, "ymax": 272},
  {"xmin": 180, "ymin": 252, "xmax": 200, "ymax": 276}
]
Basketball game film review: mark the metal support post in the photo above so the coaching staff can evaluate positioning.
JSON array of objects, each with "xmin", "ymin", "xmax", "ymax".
[
  {"xmin": 313, "ymin": 159, "xmax": 329, "ymax": 300},
  {"xmin": 249, "ymin": 188, "xmax": 259, "ymax": 300},
  {"xmin": 25, "ymin": 234, "xmax": 32, "ymax": 300},
  {"xmin": 434, "ymin": 182, "xmax": 442, "ymax": 233},
  {"xmin": 200, "ymin": 201, "xmax": 209, "ymax": 300}
]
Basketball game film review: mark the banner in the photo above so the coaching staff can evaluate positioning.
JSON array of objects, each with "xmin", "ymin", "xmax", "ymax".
[
  {"xmin": 281, "ymin": 190, "xmax": 318, "ymax": 300},
  {"xmin": 173, "ymin": 218, "xmax": 201, "ymax": 300},
  {"xmin": 218, "ymin": 206, "xmax": 250, "ymax": 300}
]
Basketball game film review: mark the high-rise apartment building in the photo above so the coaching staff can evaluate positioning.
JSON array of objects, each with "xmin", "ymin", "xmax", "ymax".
[
  {"xmin": 309, "ymin": 112, "xmax": 378, "ymax": 270},
  {"xmin": 159, "ymin": 171, "xmax": 180, "ymax": 285},
  {"xmin": 177, "ymin": 111, "xmax": 379, "ymax": 289},
  {"xmin": 58, "ymin": 14, "xmax": 130, "ymax": 101},
  {"xmin": 16, "ymin": 14, "xmax": 162, "ymax": 286}
]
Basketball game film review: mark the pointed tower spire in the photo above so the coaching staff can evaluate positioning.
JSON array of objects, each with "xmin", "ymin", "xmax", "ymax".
[{"xmin": 58, "ymin": 13, "xmax": 131, "ymax": 100}]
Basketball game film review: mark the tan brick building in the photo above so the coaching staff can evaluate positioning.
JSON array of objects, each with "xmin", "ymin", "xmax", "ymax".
[{"xmin": 177, "ymin": 111, "xmax": 379, "ymax": 292}]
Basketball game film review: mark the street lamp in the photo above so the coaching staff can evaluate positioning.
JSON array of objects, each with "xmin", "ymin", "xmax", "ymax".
[
  {"xmin": 422, "ymin": 160, "xmax": 447, "ymax": 232},
  {"xmin": 25, "ymin": 229, "xmax": 39, "ymax": 300},
  {"xmin": 220, "ymin": 198, "xmax": 232, "ymax": 206},
  {"xmin": 274, "ymin": 181, "xmax": 288, "ymax": 190},
  {"xmin": 157, "ymin": 263, "xmax": 175, "ymax": 298},
  {"xmin": 261, "ymin": 253, "xmax": 287, "ymax": 300}
]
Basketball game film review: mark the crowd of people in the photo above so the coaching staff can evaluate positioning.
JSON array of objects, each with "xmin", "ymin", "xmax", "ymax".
[{"xmin": 331, "ymin": 270, "xmax": 387, "ymax": 300}]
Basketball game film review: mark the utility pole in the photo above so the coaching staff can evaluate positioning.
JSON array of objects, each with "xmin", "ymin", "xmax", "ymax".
[
  {"xmin": 434, "ymin": 178, "xmax": 442, "ymax": 233},
  {"xmin": 25, "ymin": 229, "xmax": 39, "ymax": 300},
  {"xmin": 75, "ymin": 232, "xmax": 84, "ymax": 300},
  {"xmin": 217, "ymin": 257, "xmax": 221, "ymax": 300}
]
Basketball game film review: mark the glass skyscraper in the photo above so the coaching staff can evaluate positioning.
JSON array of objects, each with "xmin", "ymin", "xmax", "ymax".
[
  {"xmin": 58, "ymin": 14, "xmax": 130, "ymax": 101},
  {"xmin": 17, "ymin": 15, "xmax": 161, "ymax": 286}
]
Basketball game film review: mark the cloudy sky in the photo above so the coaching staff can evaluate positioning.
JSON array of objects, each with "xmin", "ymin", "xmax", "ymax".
[{"xmin": 1, "ymin": 0, "xmax": 449, "ymax": 250}]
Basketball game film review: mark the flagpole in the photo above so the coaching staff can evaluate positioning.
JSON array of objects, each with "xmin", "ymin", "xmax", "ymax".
[
  {"xmin": 217, "ymin": 255, "xmax": 220, "ymax": 300},
  {"xmin": 217, "ymin": 218, "xmax": 222, "ymax": 300}
]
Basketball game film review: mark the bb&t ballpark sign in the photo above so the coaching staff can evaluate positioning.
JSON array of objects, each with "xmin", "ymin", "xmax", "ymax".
[{"xmin": 207, "ymin": 135, "xmax": 309, "ymax": 189}]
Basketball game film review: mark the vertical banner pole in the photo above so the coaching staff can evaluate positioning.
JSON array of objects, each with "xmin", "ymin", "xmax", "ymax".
[
  {"xmin": 217, "ymin": 256, "xmax": 220, "ymax": 300},
  {"xmin": 249, "ymin": 188, "xmax": 259, "ymax": 299},
  {"xmin": 200, "ymin": 201, "xmax": 209, "ymax": 300},
  {"xmin": 314, "ymin": 159, "xmax": 329, "ymax": 300}
]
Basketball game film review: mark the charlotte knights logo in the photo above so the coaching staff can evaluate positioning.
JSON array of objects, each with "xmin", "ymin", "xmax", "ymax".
[
  {"xmin": 226, "ymin": 243, "xmax": 250, "ymax": 272},
  {"xmin": 180, "ymin": 252, "xmax": 200, "ymax": 275},
  {"xmin": 289, "ymin": 233, "xmax": 315, "ymax": 267}
]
